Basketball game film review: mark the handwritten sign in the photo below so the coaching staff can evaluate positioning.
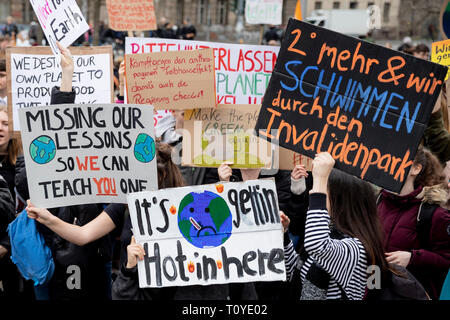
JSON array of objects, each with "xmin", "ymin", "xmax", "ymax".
[
  {"xmin": 19, "ymin": 103, "xmax": 158, "ymax": 208},
  {"xmin": 125, "ymin": 37, "xmax": 279, "ymax": 105},
  {"xmin": 106, "ymin": 0, "xmax": 157, "ymax": 31},
  {"xmin": 182, "ymin": 105, "xmax": 273, "ymax": 169},
  {"xmin": 255, "ymin": 19, "xmax": 446, "ymax": 192},
  {"xmin": 30, "ymin": 0, "xmax": 89, "ymax": 59},
  {"xmin": 6, "ymin": 46, "xmax": 114, "ymax": 132},
  {"xmin": 432, "ymin": 39, "xmax": 450, "ymax": 80},
  {"xmin": 245, "ymin": 0, "xmax": 283, "ymax": 25},
  {"xmin": 125, "ymin": 49, "xmax": 216, "ymax": 110},
  {"xmin": 127, "ymin": 179, "xmax": 286, "ymax": 288}
]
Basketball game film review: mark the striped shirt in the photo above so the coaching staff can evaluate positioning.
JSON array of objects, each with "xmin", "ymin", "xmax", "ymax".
[{"xmin": 285, "ymin": 193, "xmax": 368, "ymax": 300}]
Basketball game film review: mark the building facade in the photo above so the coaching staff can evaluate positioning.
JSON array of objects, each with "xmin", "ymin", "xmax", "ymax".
[{"xmin": 0, "ymin": 0, "xmax": 444, "ymax": 43}]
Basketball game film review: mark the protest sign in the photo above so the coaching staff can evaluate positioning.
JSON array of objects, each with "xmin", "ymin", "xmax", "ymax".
[
  {"xmin": 125, "ymin": 37, "xmax": 279, "ymax": 105},
  {"xmin": 125, "ymin": 48, "xmax": 216, "ymax": 110},
  {"xmin": 30, "ymin": 0, "xmax": 89, "ymax": 59},
  {"xmin": 6, "ymin": 46, "xmax": 114, "ymax": 132},
  {"xmin": 245, "ymin": 0, "xmax": 283, "ymax": 25},
  {"xmin": 255, "ymin": 18, "xmax": 447, "ymax": 192},
  {"xmin": 277, "ymin": 147, "xmax": 313, "ymax": 171},
  {"xmin": 432, "ymin": 39, "xmax": 450, "ymax": 80},
  {"xmin": 127, "ymin": 179, "xmax": 286, "ymax": 288},
  {"xmin": 19, "ymin": 103, "xmax": 158, "ymax": 208},
  {"xmin": 182, "ymin": 105, "xmax": 273, "ymax": 169},
  {"xmin": 106, "ymin": 0, "xmax": 157, "ymax": 31}
]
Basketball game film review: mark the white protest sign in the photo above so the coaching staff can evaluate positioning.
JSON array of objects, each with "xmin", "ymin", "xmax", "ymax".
[
  {"xmin": 245, "ymin": 0, "xmax": 283, "ymax": 25},
  {"xmin": 125, "ymin": 37, "xmax": 279, "ymax": 105},
  {"xmin": 6, "ymin": 46, "xmax": 114, "ymax": 132},
  {"xmin": 30, "ymin": 0, "xmax": 89, "ymax": 59},
  {"xmin": 127, "ymin": 179, "xmax": 286, "ymax": 288},
  {"xmin": 19, "ymin": 103, "xmax": 158, "ymax": 208}
]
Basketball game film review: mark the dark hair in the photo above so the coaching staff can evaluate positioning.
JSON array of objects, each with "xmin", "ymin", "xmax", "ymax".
[
  {"xmin": 155, "ymin": 140, "xmax": 185, "ymax": 189},
  {"xmin": 0, "ymin": 59, "xmax": 5, "ymax": 72},
  {"xmin": 413, "ymin": 145, "xmax": 445, "ymax": 188},
  {"xmin": 414, "ymin": 43, "xmax": 430, "ymax": 54},
  {"xmin": 327, "ymin": 169, "xmax": 390, "ymax": 277}
]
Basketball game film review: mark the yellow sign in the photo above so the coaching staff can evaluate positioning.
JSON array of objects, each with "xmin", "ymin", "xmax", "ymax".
[{"xmin": 432, "ymin": 39, "xmax": 450, "ymax": 80}]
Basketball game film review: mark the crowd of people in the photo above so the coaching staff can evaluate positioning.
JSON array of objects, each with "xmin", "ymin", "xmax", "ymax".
[{"xmin": 0, "ymin": 14, "xmax": 449, "ymax": 302}]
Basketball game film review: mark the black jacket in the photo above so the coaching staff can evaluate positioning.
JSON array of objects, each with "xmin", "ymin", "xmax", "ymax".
[
  {"xmin": 15, "ymin": 86, "xmax": 115, "ymax": 300},
  {"xmin": 286, "ymin": 174, "xmax": 313, "ymax": 244},
  {"xmin": 0, "ymin": 175, "xmax": 15, "ymax": 254}
]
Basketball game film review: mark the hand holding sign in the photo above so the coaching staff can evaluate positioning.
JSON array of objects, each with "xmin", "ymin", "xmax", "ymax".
[
  {"xmin": 56, "ymin": 41, "xmax": 74, "ymax": 92},
  {"xmin": 291, "ymin": 165, "xmax": 308, "ymax": 180},
  {"xmin": 26, "ymin": 199, "xmax": 55, "ymax": 226},
  {"xmin": 279, "ymin": 211, "xmax": 290, "ymax": 233},
  {"xmin": 218, "ymin": 162, "xmax": 233, "ymax": 181},
  {"xmin": 57, "ymin": 41, "xmax": 74, "ymax": 73},
  {"xmin": 311, "ymin": 152, "xmax": 335, "ymax": 194},
  {"xmin": 126, "ymin": 236, "xmax": 146, "ymax": 269}
]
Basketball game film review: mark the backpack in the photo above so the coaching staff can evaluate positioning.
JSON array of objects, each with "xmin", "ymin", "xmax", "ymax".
[
  {"xmin": 374, "ymin": 193, "xmax": 438, "ymax": 300},
  {"xmin": 365, "ymin": 265, "xmax": 430, "ymax": 300},
  {"xmin": 7, "ymin": 209, "xmax": 55, "ymax": 286}
]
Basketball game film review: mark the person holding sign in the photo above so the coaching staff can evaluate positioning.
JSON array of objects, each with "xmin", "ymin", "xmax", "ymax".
[
  {"xmin": 377, "ymin": 146, "xmax": 450, "ymax": 300},
  {"xmin": 16, "ymin": 42, "xmax": 118, "ymax": 300},
  {"xmin": 281, "ymin": 152, "xmax": 391, "ymax": 300}
]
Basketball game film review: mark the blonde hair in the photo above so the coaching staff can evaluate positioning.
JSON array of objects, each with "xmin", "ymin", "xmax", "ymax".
[{"xmin": 0, "ymin": 105, "xmax": 22, "ymax": 165}]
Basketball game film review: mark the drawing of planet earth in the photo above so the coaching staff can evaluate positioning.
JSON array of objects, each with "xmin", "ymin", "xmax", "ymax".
[
  {"xmin": 134, "ymin": 133, "xmax": 156, "ymax": 163},
  {"xmin": 29, "ymin": 135, "xmax": 56, "ymax": 164},
  {"xmin": 178, "ymin": 191, "xmax": 232, "ymax": 248}
]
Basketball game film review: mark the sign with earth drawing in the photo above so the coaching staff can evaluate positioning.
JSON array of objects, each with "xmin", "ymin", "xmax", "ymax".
[
  {"xmin": 19, "ymin": 103, "xmax": 158, "ymax": 208},
  {"xmin": 127, "ymin": 179, "xmax": 286, "ymax": 288}
]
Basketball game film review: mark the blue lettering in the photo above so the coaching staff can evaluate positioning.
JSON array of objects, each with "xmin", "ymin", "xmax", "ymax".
[
  {"xmin": 330, "ymin": 77, "xmax": 352, "ymax": 110},
  {"xmin": 315, "ymin": 70, "xmax": 336, "ymax": 103},
  {"xmin": 299, "ymin": 66, "xmax": 318, "ymax": 98},
  {"xmin": 280, "ymin": 61, "xmax": 302, "ymax": 91},
  {"xmin": 396, "ymin": 101, "xmax": 421, "ymax": 133},
  {"xmin": 379, "ymin": 92, "xmax": 402, "ymax": 129}
]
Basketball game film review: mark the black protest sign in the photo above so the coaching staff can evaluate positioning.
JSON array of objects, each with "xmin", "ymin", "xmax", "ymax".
[{"xmin": 255, "ymin": 18, "xmax": 447, "ymax": 192}]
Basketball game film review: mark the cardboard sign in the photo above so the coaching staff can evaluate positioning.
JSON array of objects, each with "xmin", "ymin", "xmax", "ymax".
[
  {"xmin": 127, "ymin": 179, "xmax": 286, "ymax": 288},
  {"xmin": 6, "ymin": 46, "xmax": 114, "ymax": 132},
  {"xmin": 255, "ymin": 19, "xmax": 447, "ymax": 192},
  {"xmin": 432, "ymin": 39, "xmax": 450, "ymax": 81},
  {"xmin": 106, "ymin": 0, "xmax": 157, "ymax": 31},
  {"xmin": 125, "ymin": 49, "xmax": 216, "ymax": 110},
  {"xmin": 19, "ymin": 103, "xmax": 158, "ymax": 208},
  {"xmin": 245, "ymin": 0, "xmax": 283, "ymax": 25},
  {"xmin": 125, "ymin": 37, "xmax": 279, "ymax": 105},
  {"xmin": 182, "ymin": 105, "xmax": 273, "ymax": 169},
  {"xmin": 30, "ymin": 0, "xmax": 89, "ymax": 59},
  {"xmin": 277, "ymin": 147, "xmax": 313, "ymax": 171}
]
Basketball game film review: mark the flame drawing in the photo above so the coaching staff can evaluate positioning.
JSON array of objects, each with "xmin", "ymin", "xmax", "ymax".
[
  {"xmin": 187, "ymin": 261, "xmax": 195, "ymax": 273},
  {"xmin": 170, "ymin": 205, "xmax": 177, "ymax": 215},
  {"xmin": 216, "ymin": 260, "xmax": 223, "ymax": 269},
  {"xmin": 215, "ymin": 184, "xmax": 224, "ymax": 193}
]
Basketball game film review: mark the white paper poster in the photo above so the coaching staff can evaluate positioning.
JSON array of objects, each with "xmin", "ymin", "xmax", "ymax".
[
  {"xmin": 7, "ymin": 46, "xmax": 113, "ymax": 132},
  {"xmin": 30, "ymin": 0, "xmax": 90, "ymax": 59},
  {"xmin": 19, "ymin": 103, "xmax": 158, "ymax": 208},
  {"xmin": 125, "ymin": 37, "xmax": 280, "ymax": 105},
  {"xmin": 127, "ymin": 179, "xmax": 286, "ymax": 288},
  {"xmin": 245, "ymin": 0, "xmax": 283, "ymax": 25}
]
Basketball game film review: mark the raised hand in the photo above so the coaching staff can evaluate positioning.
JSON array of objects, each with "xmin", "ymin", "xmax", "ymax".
[{"xmin": 126, "ymin": 236, "xmax": 146, "ymax": 269}]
